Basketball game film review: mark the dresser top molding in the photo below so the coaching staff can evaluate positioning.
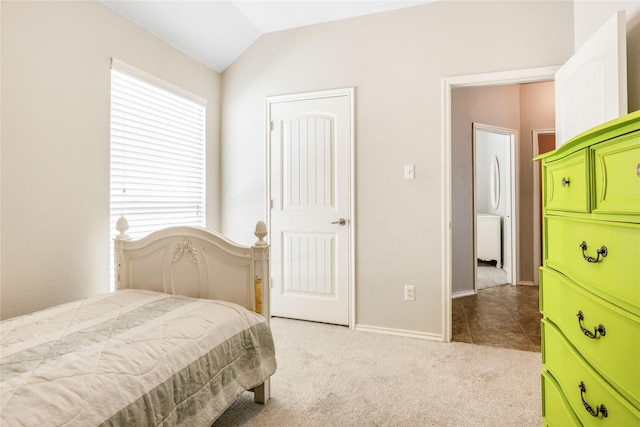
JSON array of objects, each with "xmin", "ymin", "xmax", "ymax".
[{"xmin": 535, "ymin": 110, "xmax": 640, "ymax": 162}]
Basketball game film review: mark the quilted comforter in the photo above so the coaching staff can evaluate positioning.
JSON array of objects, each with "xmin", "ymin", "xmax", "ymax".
[{"xmin": 0, "ymin": 289, "xmax": 277, "ymax": 426}]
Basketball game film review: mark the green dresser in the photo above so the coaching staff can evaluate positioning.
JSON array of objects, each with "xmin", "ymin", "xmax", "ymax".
[{"xmin": 536, "ymin": 111, "xmax": 640, "ymax": 426}]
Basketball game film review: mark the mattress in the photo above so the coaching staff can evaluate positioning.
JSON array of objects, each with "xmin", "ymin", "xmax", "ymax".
[{"xmin": 0, "ymin": 289, "xmax": 277, "ymax": 426}]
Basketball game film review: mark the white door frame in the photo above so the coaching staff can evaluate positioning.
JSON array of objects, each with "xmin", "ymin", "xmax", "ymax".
[
  {"xmin": 532, "ymin": 128, "xmax": 555, "ymax": 287},
  {"xmin": 472, "ymin": 123, "xmax": 518, "ymax": 289},
  {"xmin": 265, "ymin": 87, "xmax": 356, "ymax": 328},
  {"xmin": 441, "ymin": 66, "xmax": 559, "ymax": 341}
]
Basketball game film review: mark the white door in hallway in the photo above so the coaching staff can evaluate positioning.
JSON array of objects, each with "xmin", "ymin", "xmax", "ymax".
[{"xmin": 268, "ymin": 89, "xmax": 353, "ymax": 326}]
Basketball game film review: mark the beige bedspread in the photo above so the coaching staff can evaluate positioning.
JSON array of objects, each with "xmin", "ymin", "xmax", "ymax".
[{"xmin": 0, "ymin": 289, "xmax": 276, "ymax": 426}]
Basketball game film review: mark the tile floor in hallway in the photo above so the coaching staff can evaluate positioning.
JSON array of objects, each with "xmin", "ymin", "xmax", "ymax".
[{"xmin": 452, "ymin": 284, "xmax": 542, "ymax": 352}]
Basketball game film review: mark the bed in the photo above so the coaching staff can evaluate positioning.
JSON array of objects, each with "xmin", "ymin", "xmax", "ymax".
[{"xmin": 0, "ymin": 219, "xmax": 276, "ymax": 426}]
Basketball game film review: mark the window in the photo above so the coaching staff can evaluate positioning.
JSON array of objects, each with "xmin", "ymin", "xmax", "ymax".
[{"xmin": 110, "ymin": 59, "xmax": 206, "ymax": 288}]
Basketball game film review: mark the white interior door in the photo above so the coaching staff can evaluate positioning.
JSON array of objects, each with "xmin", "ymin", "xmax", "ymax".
[
  {"xmin": 268, "ymin": 90, "xmax": 352, "ymax": 326},
  {"xmin": 555, "ymin": 10, "xmax": 627, "ymax": 146}
]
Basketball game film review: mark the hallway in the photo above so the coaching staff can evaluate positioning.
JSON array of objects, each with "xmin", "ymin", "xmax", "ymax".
[{"xmin": 452, "ymin": 284, "xmax": 541, "ymax": 352}]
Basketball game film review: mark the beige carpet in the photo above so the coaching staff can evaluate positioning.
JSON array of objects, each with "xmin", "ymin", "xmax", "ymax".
[{"xmin": 214, "ymin": 317, "xmax": 542, "ymax": 426}]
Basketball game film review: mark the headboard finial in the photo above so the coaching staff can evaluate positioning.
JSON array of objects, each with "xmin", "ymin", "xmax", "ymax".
[
  {"xmin": 254, "ymin": 221, "xmax": 268, "ymax": 247},
  {"xmin": 116, "ymin": 215, "xmax": 130, "ymax": 240}
]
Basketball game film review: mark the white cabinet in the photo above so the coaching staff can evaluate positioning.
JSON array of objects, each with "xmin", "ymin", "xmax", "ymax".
[{"xmin": 477, "ymin": 214, "xmax": 501, "ymax": 266}]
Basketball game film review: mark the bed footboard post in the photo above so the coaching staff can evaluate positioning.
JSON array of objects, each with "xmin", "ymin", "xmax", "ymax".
[
  {"xmin": 252, "ymin": 221, "xmax": 270, "ymax": 323},
  {"xmin": 252, "ymin": 221, "xmax": 271, "ymax": 404},
  {"xmin": 113, "ymin": 215, "xmax": 131, "ymax": 290},
  {"xmin": 253, "ymin": 380, "xmax": 270, "ymax": 404}
]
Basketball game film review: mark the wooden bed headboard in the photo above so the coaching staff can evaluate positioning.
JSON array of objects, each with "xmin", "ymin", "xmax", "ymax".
[{"xmin": 114, "ymin": 218, "xmax": 270, "ymax": 321}]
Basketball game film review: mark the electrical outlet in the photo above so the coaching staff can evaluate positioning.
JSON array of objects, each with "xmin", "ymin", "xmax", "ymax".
[{"xmin": 404, "ymin": 285, "xmax": 415, "ymax": 301}]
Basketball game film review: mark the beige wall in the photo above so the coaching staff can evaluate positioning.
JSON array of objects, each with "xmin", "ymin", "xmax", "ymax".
[
  {"xmin": 0, "ymin": 1, "xmax": 221, "ymax": 319},
  {"xmin": 221, "ymin": 1, "xmax": 574, "ymax": 336}
]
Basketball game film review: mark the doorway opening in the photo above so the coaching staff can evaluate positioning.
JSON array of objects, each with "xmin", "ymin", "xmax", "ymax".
[
  {"xmin": 442, "ymin": 66, "xmax": 559, "ymax": 343},
  {"xmin": 473, "ymin": 123, "xmax": 518, "ymax": 292}
]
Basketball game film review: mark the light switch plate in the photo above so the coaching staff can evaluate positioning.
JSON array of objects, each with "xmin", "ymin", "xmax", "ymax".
[{"xmin": 404, "ymin": 164, "xmax": 415, "ymax": 179}]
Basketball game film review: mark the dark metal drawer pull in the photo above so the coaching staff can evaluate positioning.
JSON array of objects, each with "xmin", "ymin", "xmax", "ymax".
[
  {"xmin": 580, "ymin": 241, "xmax": 608, "ymax": 263},
  {"xmin": 577, "ymin": 311, "xmax": 606, "ymax": 338},
  {"xmin": 579, "ymin": 381, "xmax": 608, "ymax": 418},
  {"xmin": 561, "ymin": 177, "xmax": 570, "ymax": 187}
]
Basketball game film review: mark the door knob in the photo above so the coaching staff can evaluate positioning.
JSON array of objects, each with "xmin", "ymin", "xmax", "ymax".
[{"xmin": 331, "ymin": 218, "xmax": 347, "ymax": 226}]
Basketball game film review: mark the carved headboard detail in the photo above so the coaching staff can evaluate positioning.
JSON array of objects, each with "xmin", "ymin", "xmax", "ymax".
[{"xmin": 114, "ymin": 220, "xmax": 270, "ymax": 321}]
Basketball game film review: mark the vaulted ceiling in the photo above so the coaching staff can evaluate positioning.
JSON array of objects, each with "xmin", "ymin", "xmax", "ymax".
[{"xmin": 100, "ymin": 1, "xmax": 432, "ymax": 72}]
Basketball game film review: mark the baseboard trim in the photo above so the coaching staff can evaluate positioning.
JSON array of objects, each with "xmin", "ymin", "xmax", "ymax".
[
  {"xmin": 518, "ymin": 281, "xmax": 536, "ymax": 286},
  {"xmin": 355, "ymin": 324, "xmax": 444, "ymax": 341},
  {"xmin": 452, "ymin": 289, "xmax": 477, "ymax": 299}
]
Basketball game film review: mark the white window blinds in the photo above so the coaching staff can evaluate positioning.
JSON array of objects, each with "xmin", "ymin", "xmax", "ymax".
[{"xmin": 110, "ymin": 60, "xmax": 206, "ymax": 286}]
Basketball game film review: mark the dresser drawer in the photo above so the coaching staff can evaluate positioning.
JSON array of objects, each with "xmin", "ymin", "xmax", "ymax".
[
  {"xmin": 540, "ymin": 267, "xmax": 640, "ymax": 407},
  {"xmin": 542, "ymin": 320, "xmax": 640, "ymax": 426},
  {"xmin": 544, "ymin": 149, "xmax": 590, "ymax": 213},
  {"xmin": 542, "ymin": 371, "xmax": 581, "ymax": 427},
  {"xmin": 593, "ymin": 131, "xmax": 640, "ymax": 216},
  {"xmin": 545, "ymin": 216, "xmax": 640, "ymax": 315}
]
